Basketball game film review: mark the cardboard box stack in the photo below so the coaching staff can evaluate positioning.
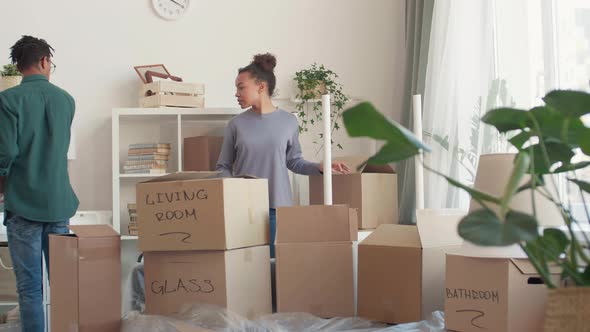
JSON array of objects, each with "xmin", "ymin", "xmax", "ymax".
[
  {"xmin": 275, "ymin": 204, "xmax": 358, "ymax": 318},
  {"xmin": 183, "ymin": 136, "xmax": 224, "ymax": 172},
  {"xmin": 358, "ymin": 209, "xmax": 464, "ymax": 324},
  {"xmin": 50, "ymin": 225, "xmax": 121, "ymax": 332},
  {"xmin": 124, "ymin": 143, "xmax": 171, "ymax": 175},
  {"xmin": 309, "ymin": 156, "xmax": 398, "ymax": 229},
  {"xmin": 128, "ymin": 203, "xmax": 138, "ymax": 236},
  {"xmin": 445, "ymin": 245, "xmax": 560, "ymax": 332},
  {"xmin": 136, "ymin": 172, "xmax": 272, "ymax": 319}
]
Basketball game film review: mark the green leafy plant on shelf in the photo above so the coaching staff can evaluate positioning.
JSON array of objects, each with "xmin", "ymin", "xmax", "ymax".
[
  {"xmin": 342, "ymin": 90, "xmax": 590, "ymax": 288},
  {"xmin": 1, "ymin": 64, "xmax": 20, "ymax": 77},
  {"xmin": 294, "ymin": 63, "xmax": 349, "ymax": 153}
]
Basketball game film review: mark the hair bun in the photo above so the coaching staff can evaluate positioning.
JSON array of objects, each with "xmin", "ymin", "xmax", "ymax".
[{"xmin": 252, "ymin": 53, "xmax": 277, "ymax": 72}]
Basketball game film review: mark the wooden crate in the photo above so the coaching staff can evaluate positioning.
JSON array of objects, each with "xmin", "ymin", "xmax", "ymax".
[{"xmin": 139, "ymin": 81, "xmax": 205, "ymax": 108}]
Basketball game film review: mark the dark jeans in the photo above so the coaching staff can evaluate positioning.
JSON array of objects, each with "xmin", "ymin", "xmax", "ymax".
[
  {"xmin": 269, "ymin": 208, "xmax": 277, "ymax": 312},
  {"xmin": 6, "ymin": 213, "xmax": 69, "ymax": 332},
  {"xmin": 269, "ymin": 208, "xmax": 277, "ymax": 258}
]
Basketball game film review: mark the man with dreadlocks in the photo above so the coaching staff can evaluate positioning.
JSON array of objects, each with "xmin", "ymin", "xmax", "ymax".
[{"xmin": 0, "ymin": 35, "xmax": 78, "ymax": 332}]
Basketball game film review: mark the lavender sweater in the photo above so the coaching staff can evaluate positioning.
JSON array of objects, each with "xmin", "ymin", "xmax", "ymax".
[{"xmin": 216, "ymin": 109, "xmax": 320, "ymax": 208}]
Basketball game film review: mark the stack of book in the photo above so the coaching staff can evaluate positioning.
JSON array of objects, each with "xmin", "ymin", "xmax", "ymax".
[
  {"xmin": 124, "ymin": 143, "xmax": 171, "ymax": 174},
  {"xmin": 128, "ymin": 203, "xmax": 138, "ymax": 236}
]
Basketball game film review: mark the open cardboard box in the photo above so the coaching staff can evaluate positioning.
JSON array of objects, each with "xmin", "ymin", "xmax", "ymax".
[
  {"xmin": 50, "ymin": 225, "xmax": 121, "ymax": 332},
  {"xmin": 275, "ymin": 205, "xmax": 357, "ymax": 318},
  {"xmin": 309, "ymin": 156, "xmax": 398, "ymax": 229},
  {"xmin": 136, "ymin": 172, "xmax": 269, "ymax": 251},
  {"xmin": 358, "ymin": 209, "xmax": 464, "ymax": 324},
  {"xmin": 445, "ymin": 245, "xmax": 561, "ymax": 332}
]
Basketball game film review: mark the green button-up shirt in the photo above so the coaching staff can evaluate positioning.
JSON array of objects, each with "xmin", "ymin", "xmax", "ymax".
[{"xmin": 0, "ymin": 74, "xmax": 79, "ymax": 222}]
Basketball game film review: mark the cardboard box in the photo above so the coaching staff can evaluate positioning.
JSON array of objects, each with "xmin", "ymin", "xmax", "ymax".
[
  {"xmin": 0, "ymin": 246, "xmax": 17, "ymax": 302},
  {"xmin": 139, "ymin": 81, "xmax": 205, "ymax": 108},
  {"xmin": 275, "ymin": 205, "xmax": 357, "ymax": 318},
  {"xmin": 144, "ymin": 245, "xmax": 271, "ymax": 319},
  {"xmin": 50, "ymin": 225, "xmax": 121, "ymax": 332},
  {"xmin": 358, "ymin": 209, "xmax": 464, "ymax": 324},
  {"xmin": 309, "ymin": 156, "xmax": 398, "ymax": 229},
  {"xmin": 183, "ymin": 136, "xmax": 224, "ymax": 172},
  {"xmin": 137, "ymin": 172, "xmax": 269, "ymax": 251},
  {"xmin": 445, "ymin": 252, "xmax": 560, "ymax": 332}
]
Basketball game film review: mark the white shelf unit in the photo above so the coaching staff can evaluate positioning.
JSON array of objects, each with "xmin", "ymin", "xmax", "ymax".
[{"xmin": 112, "ymin": 107, "xmax": 242, "ymax": 239}]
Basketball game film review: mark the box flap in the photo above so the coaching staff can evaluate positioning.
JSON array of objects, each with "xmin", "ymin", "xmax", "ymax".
[
  {"xmin": 359, "ymin": 224, "xmax": 421, "ymax": 248},
  {"xmin": 68, "ymin": 225, "xmax": 119, "ymax": 238},
  {"xmin": 510, "ymin": 259, "xmax": 561, "ymax": 275},
  {"xmin": 363, "ymin": 164, "xmax": 395, "ymax": 174},
  {"xmin": 143, "ymin": 171, "xmax": 221, "ymax": 183},
  {"xmin": 332, "ymin": 156, "xmax": 395, "ymax": 174},
  {"xmin": 142, "ymin": 171, "xmax": 258, "ymax": 183},
  {"xmin": 416, "ymin": 209, "xmax": 465, "ymax": 248},
  {"xmin": 276, "ymin": 205, "xmax": 356, "ymax": 243},
  {"xmin": 332, "ymin": 156, "xmax": 367, "ymax": 174},
  {"xmin": 448, "ymin": 241, "xmax": 528, "ymax": 259}
]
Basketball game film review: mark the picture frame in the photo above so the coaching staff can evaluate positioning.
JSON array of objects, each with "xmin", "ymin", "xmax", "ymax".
[{"xmin": 134, "ymin": 64, "xmax": 171, "ymax": 84}]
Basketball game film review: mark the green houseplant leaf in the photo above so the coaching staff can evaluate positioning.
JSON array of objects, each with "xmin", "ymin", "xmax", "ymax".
[
  {"xmin": 518, "ymin": 142, "xmax": 574, "ymax": 174},
  {"xmin": 481, "ymin": 107, "xmax": 529, "ymax": 132},
  {"xmin": 583, "ymin": 266, "xmax": 590, "ymax": 284},
  {"xmin": 343, "ymin": 102, "xmax": 430, "ymax": 164},
  {"xmin": 500, "ymin": 153, "xmax": 530, "ymax": 217},
  {"xmin": 509, "ymin": 130, "xmax": 532, "ymax": 149},
  {"xmin": 458, "ymin": 209, "xmax": 539, "ymax": 246},
  {"xmin": 543, "ymin": 90, "xmax": 590, "ymax": 117},
  {"xmin": 569, "ymin": 179, "xmax": 590, "ymax": 195},
  {"xmin": 540, "ymin": 228, "xmax": 570, "ymax": 261},
  {"xmin": 553, "ymin": 161, "xmax": 590, "ymax": 173},
  {"xmin": 580, "ymin": 130, "xmax": 590, "ymax": 156},
  {"xmin": 528, "ymin": 106, "xmax": 590, "ymax": 149}
]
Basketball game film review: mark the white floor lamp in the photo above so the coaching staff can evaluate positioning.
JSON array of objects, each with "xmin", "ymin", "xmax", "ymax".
[
  {"xmin": 322, "ymin": 93, "xmax": 333, "ymax": 205},
  {"xmin": 413, "ymin": 94, "xmax": 425, "ymax": 210}
]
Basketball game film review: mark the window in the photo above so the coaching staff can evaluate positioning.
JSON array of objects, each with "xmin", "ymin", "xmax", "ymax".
[{"xmin": 423, "ymin": 0, "xmax": 589, "ymax": 214}]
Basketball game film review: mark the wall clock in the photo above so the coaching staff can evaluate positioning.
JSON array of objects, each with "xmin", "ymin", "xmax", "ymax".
[{"xmin": 152, "ymin": 0, "xmax": 190, "ymax": 20}]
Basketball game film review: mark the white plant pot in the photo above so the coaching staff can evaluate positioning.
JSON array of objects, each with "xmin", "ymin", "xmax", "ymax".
[{"xmin": 1, "ymin": 76, "xmax": 22, "ymax": 91}]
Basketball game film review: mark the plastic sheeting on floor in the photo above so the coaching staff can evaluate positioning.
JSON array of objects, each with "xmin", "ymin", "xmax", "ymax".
[
  {"xmin": 122, "ymin": 304, "xmax": 446, "ymax": 332},
  {"xmin": 0, "ymin": 323, "xmax": 19, "ymax": 332}
]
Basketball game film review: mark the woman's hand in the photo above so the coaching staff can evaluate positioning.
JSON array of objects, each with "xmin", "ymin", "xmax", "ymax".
[{"xmin": 319, "ymin": 162, "xmax": 351, "ymax": 174}]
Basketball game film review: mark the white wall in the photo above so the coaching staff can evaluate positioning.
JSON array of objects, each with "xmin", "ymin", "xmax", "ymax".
[{"xmin": 0, "ymin": 0, "xmax": 406, "ymax": 210}]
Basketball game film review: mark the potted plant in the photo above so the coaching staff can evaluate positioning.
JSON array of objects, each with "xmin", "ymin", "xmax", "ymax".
[
  {"xmin": 1, "ymin": 64, "xmax": 22, "ymax": 91},
  {"xmin": 342, "ymin": 90, "xmax": 590, "ymax": 330},
  {"xmin": 294, "ymin": 63, "xmax": 349, "ymax": 152}
]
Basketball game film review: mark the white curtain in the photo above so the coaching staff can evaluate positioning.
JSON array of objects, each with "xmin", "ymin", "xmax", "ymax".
[
  {"xmin": 421, "ymin": 0, "xmax": 590, "ymax": 210},
  {"xmin": 422, "ymin": 0, "xmax": 496, "ymax": 209}
]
